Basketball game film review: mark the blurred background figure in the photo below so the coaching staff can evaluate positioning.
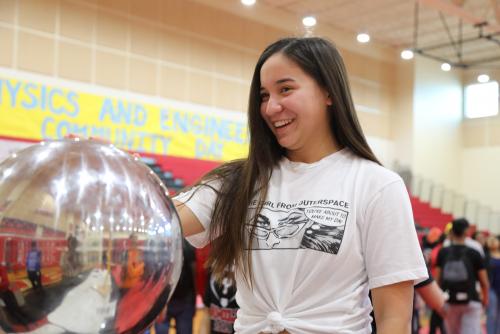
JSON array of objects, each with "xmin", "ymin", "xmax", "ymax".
[
  {"xmin": 121, "ymin": 234, "xmax": 145, "ymax": 292},
  {"xmin": 423, "ymin": 226, "xmax": 448, "ymax": 334},
  {"xmin": 436, "ymin": 218, "xmax": 489, "ymax": 334},
  {"xmin": 443, "ymin": 222, "xmax": 485, "ymax": 258},
  {"xmin": 143, "ymin": 240, "xmax": 157, "ymax": 281},
  {"xmin": 61, "ymin": 235, "xmax": 81, "ymax": 281},
  {"xmin": 473, "ymin": 231, "xmax": 490, "ymax": 258},
  {"xmin": 155, "ymin": 240, "xmax": 172, "ymax": 282},
  {"xmin": 26, "ymin": 241, "xmax": 42, "ymax": 290},
  {"xmin": 200, "ymin": 266, "xmax": 239, "ymax": 334},
  {"xmin": 155, "ymin": 239, "xmax": 196, "ymax": 334},
  {"xmin": 487, "ymin": 235, "xmax": 500, "ymax": 334}
]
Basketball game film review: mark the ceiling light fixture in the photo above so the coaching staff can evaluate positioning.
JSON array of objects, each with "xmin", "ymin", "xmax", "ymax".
[
  {"xmin": 357, "ymin": 33, "xmax": 370, "ymax": 43},
  {"xmin": 241, "ymin": 0, "xmax": 256, "ymax": 6},
  {"xmin": 477, "ymin": 74, "xmax": 490, "ymax": 83},
  {"xmin": 441, "ymin": 63, "xmax": 451, "ymax": 71},
  {"xmin": 302, "ymin": 16, "xmax": 317, "ymax": 27},
  {"xmin": 401, "ymin": 49, "xmax": 414, "ymax": 60}
]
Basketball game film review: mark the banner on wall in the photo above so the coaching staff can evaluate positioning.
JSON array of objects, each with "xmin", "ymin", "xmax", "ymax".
[{"xmin": 0, "ymin": 68, "xmax": 249, "ymax": 162}]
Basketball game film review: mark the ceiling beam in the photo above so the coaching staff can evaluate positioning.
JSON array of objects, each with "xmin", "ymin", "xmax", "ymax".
[{"xmin": 418, "ymin": 0, "xmax": 500, "ymax": 33}]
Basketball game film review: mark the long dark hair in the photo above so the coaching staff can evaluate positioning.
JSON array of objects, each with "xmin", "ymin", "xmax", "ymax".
[{"xmin": 197, "ymin": 37, "xmax": 380, "ymax": 282}]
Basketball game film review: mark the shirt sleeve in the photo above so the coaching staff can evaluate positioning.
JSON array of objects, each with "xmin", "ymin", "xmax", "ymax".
[
  {"xmin": 415, "ymin": 267, "xmax": 433, "ymax": 289},
  {"xmin": 174, "ymin": 181, "xmax": 220, "ymax": 248},
  {"xmin": 360, "ymin": 180, "xmax": 429, "ymax": 289}
]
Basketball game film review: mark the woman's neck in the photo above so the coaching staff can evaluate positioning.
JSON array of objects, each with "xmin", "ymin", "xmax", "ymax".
[{"xmin": 286, "ymin": 138, "xmax": 341, "ymax": 163}]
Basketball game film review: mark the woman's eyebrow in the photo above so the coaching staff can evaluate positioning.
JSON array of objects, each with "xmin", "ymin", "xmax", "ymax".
[
  {"xmin": 261, "ymin": 78, "xmax": 296, "ymax": 91},
  {"xmin": 276, "ymin": 78, "xmax": 295, "ymax": 84}
]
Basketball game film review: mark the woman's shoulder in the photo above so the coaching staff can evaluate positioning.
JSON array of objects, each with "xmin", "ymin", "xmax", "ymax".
[{"xmin": 349, "ymin": 153, "xmax": 403, "ymax": 187}]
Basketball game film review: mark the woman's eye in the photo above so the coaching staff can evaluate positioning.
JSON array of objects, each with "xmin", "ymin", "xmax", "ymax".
[
  {"xmin": 260, "ymin": 93, "xmax": 269, "ymax": 102},
  {"xmin": 280, "ymin": 87, "xmax": 292, "ymax": 94}
]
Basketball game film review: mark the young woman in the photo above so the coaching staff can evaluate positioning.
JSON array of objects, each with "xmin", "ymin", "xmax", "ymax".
[{"xmin": 174, "ymin": 37, "xmax": 427, "ymax": 334}]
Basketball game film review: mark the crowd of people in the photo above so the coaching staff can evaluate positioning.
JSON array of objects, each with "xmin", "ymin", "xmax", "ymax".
[{"xmin": 418, "ymin": 218, "xmax": 500, "ymax": 334}]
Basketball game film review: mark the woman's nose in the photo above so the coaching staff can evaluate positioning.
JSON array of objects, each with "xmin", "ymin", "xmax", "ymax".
[{"xmin": 264, "ymin": 97, "xmax": 283, "ymax": 115}]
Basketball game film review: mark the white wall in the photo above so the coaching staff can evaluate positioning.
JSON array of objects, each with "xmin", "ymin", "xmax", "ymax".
[
  {"xmin": 461, "ymin": 147, "xmax": 500, "ymax": 232},
  {"xmin": 412, "ymin": 57, "xmax": 463, "ymax": 192},
  {"xmin": 367, "ymin": 136, "xmax": 395, "ymax": 168},
  {"xmin": 391, "ymin": 61, "xmax": 414, "ymax": 168}
]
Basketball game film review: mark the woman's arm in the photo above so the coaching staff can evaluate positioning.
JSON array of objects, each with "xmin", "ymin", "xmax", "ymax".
[
  {"xmin": 416, "ymin": 281, "xmax": 446, "ymax": 317},
  {"xmin": 371, "ymin": 280, "xmax": 414, "ymax": 334},
  {"xmin": 173, "ymin": 200, "xmax": 206, "ymax": 237}
]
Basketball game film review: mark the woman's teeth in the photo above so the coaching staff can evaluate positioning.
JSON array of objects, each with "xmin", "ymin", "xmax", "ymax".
[{"xmin": 274, "ymin": 119, "xmax": 293, "ymax": 128}]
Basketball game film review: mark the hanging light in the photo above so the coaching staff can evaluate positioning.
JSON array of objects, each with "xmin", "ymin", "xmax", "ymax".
[
  {"xmin": 241, "ymin": 0, "xmax": 256, "ymax": 6},
  {"xmin": 401, "ymin": 49, "xmax": 414, "ymax": 60},
  {"xmin": 357, "ymin": 33, "xmax": 370, "ymax": 43},
  {"xmin": 441, "ymin": 63, "xmax": 451, "ymax": 71},
  {"xmin": 477, "ymin": 74, "xmax": 490, "ymax": 83},
  {"xmin": 302, "ymin": 16, "xmax": 317, "ymax": 27}
]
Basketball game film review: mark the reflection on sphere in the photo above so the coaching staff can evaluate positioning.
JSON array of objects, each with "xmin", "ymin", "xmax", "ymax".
[{"xmin": 0, "ymin": 139, "xmax": 183, "ymax": 333}]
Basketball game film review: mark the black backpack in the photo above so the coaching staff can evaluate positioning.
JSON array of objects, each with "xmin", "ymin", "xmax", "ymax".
[{"xmin": 441, "ymin": 246, "xmax": 473, "ymax": 303}]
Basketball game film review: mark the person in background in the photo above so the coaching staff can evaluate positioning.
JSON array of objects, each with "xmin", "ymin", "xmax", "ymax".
[
  {"xmin": 121, "ymin": 234, "xmax": 144, "ymax": 291},
  {"xmin": 26, "ymin": 241, "xmax": 42, "ymax": 290},
  {"xmin": 155, "ymin": 239, "xmax": 196, "ymax": 334},
  {"xmin": 487, "ymin": 235, "xmax": 500, "ymax": 334},
  {"xmin": 200, "ymin": 267, "xmax": 239, "ymax": 334},
  {"xmin": 61, "ymin": 235, "xmax": 81, "ymax": 280},
  {"xmin": 436, "ymin": 218, "xmax": 489, "ymax": 334},
  {"xmin": 424, "ymin": 227, "xmax": 448, "ymax": 334},
  {"xmin": 423, "ymin": 227, "xmax": 444, "ymax": 265},
  {"xmin": 143, "ymin": 240, "xmax": 157, "ymax": 281},
  {"xmin": 443, "ymin": 223, "xmax": 485, "ymax": 258},
  {"xmin": 473, "ymin": 231, "xmax": 489, "ymax": 256}
]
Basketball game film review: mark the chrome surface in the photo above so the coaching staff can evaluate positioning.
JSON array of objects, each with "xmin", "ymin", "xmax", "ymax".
[{"xmin": 0, "ymin": 139, "xmax": 183, "ymax": 333}]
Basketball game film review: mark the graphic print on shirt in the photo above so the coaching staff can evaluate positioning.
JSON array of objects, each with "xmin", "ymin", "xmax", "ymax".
[{"xmin": 247, "ymin": 200, "xmax": 349, "ymax": 254}]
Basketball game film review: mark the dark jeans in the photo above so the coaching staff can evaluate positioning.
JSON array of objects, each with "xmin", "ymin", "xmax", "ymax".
[
  {"xmin": 429, "ymin": 310, "xmax": 446, "ymax": 334},
  {"xmin": 155, "ymin": 297, "xmax": 195, "ymax": 334},
  {"xmin": 27, "ymin": 271, "xmax": 42, "ymax": 290}
]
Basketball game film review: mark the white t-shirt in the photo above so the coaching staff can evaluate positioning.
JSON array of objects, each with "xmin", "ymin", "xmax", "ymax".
[{"xmin": 175, "ymin": 148, "xmax": 428, "ymax": 334}]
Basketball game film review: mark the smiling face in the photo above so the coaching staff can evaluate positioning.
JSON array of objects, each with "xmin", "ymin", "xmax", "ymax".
[{"xmin": 259, "ymin": 53, "xmax": 338, "ymax": 163}]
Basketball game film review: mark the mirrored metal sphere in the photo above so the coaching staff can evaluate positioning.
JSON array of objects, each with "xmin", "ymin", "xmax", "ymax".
[{"xmin": 0, "ymin": 139, "xmax": 183, "ymax": 333}]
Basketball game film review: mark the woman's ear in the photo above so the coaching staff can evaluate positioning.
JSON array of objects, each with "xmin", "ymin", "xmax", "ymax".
[{"xmin": 326, "ymin": 92, "xmax": 333, "ymax": 106}]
